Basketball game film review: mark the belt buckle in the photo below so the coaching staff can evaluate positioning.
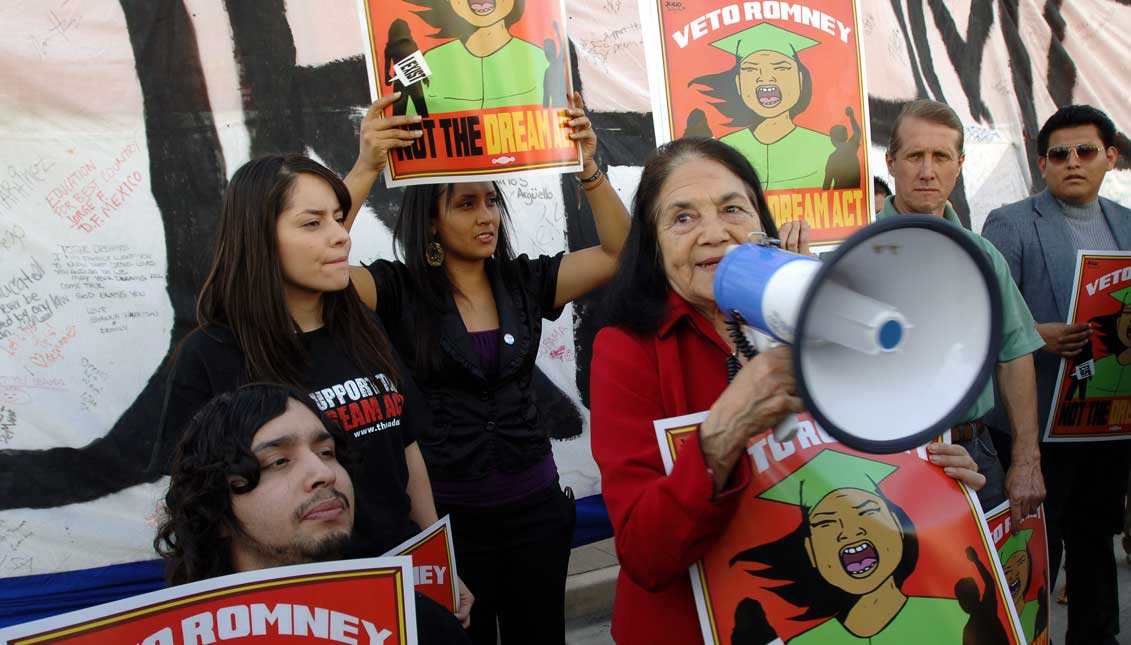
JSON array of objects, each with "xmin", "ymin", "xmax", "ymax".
[{"xmin": 950, "ymin": 421, "xmax": 978, "ymax": 443}]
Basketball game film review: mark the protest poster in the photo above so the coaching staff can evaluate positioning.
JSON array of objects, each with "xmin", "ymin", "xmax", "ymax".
[
  {"xmin": 1044, "ymin": 251, "xmax": 1131, "ymax": 441},
  {"xmin": 384, "ymin": 516, "xmax": 460, "ymax": 613},
  {"xmin": 0, "ymin": 557, "xmax": 416, "ymax": 645},
  {"xmin": 356, "ymin": 0, "xmax": 582, "ymax": 186},
  {"xmin": 638, "ymin": 0, "xmax": 872, "ymax": 246},
  {"xmin": 655, "ymin": 411, "xmax": 1025, "ymax": 644},
  {"xmin": 984, "ymin": 502, "xmax": 1051, "ymax": 645}
]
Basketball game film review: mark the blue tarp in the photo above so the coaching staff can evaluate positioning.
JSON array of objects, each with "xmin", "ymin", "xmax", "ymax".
[{"xmin": 0, "ymin": 559, "xmax": 165, "ymax": 628}]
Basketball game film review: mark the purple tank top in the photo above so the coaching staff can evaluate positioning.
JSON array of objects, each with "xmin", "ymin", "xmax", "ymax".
[{"xmin": 468, "ymin": 328, "xmax": 499, "ymax": 376}]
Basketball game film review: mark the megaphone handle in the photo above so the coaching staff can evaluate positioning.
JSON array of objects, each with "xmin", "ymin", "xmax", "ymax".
[
  {"xmin": 773, "ymin": 414, "xmax": 800, "ymax": 442},
  {"xmin": 726, "ymin": 321, "xmax": 798, "ymax": 442}
]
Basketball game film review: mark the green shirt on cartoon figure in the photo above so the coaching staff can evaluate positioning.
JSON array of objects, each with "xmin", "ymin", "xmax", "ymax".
[
  {"xmin": 707, "ymin": 23, "xmax": 835, "ymax": 191},
  {"xmin": 410, "ymin": 38, "xmax": 547, "ymax": 114}
]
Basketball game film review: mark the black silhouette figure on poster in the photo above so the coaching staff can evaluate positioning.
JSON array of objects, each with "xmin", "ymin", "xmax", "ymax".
[
  {"xmin": 683, "ymin": 108, "xmax": 713, "ymax": 138},
  {"xmin": 955, "ymin": 547, "xmax": 1010, "ymax": 645},
  {"xmin": 727, "ymin": 450, "xmax": 999, "ymax": 644},
  {"xmin": 1066, "ymin": 338, "xmax": 1093, "ymax": 400},
  {"xmin": 731, "ymin": 596, "xmax": 778, "ymax": 644},
  {"xmin": 384, "ymin": 18, "xmax": 430, "ymax": 117},
  {"xmin": 542, "ymin": 20, "xmax": 568, "ymax": 107},
  {"xmin": 822, "ymin": 106, "xmax": 861, "ymax": 190}
]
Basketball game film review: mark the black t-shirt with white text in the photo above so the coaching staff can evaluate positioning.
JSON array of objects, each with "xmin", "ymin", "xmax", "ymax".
[
  {"xmin": 301, "ymin": 326, "xmax": 421, "ymax": 555},
  {"xmin": 166, "ymin": 323, "xmax": 424, "ymax": 556}
]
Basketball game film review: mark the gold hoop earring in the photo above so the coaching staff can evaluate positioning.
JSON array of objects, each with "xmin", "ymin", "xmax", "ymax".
[{"xmin": 426, "ymin": 241, "xmax": 445, "ymax": 267}]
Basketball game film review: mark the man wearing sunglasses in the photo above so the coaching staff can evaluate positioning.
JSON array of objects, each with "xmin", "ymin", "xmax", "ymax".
[{"xmin": 983, "ymin": 104, "xmax": 1130, "ymax": 645}]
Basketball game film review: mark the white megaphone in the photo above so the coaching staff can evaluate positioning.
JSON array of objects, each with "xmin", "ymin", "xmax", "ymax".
[{"xmin": 714, "ymin": 214, "xmax": 1002, "ymax": 453}]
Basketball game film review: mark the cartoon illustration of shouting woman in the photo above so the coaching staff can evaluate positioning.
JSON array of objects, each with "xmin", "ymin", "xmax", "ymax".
[
  {"xmin": 692, "ymin": 23, "xmax": 839, "ymax": 192},
  {"xmin": 403, "ymin": 0, "xmax": 556, "ymax": 114},
  {"xmin": 997, "ymin": 529, "xmax": 1048, "ymax": 643},
  {"xmin": 729, "ymin": 450, "xmax": 1005, "ymax": 644},
  {"xmin": 1083, "ymin": 285, "xmax": 1131, "ymax": 398}
]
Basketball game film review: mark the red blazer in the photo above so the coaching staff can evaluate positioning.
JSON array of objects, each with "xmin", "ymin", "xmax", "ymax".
[{"xmin": 590, "ymin": 291, "xmax": 752, "ymax": 644}]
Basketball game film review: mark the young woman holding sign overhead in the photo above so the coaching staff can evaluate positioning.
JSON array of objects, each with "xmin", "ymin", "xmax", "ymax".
[{"xmin": 343, "ymin": 91, "xmax": 629, "ymax": 645}]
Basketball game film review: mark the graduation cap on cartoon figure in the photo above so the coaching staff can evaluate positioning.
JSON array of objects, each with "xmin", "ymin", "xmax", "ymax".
[
  {"xmin": 709, "ymin": 22, "xmax": 820, "ymax": 61},
  {"xmin": 1109, "ymin": 286, "xmax": 1131, "ymax": 311},
  {"xmin": 735, "ymin": 451, "xmax": 910, "ymax": 588},
  {"xmin": 708, "ymin": 23, "xmax": 819, "ymax": 112},
  {"xmin": 758, "ymin": 449, "xmax": 898, "ymax": 510}
]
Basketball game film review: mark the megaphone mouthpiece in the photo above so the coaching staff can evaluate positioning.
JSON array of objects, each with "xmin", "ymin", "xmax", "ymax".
[
  {"xmin": 804, "ymin": 280, "xmax": 910, "ymax": 355},
  {"xmin": 714, "ymin": 215, "xmax": 1002, "ymax": 454},
  {"xmin": 715, "ymin": 244, "xmax": 906, "ymax": 355}
]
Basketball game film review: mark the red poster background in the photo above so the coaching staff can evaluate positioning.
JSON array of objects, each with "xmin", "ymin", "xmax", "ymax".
[
  {"xmin": 661, "ymin": 417, "xmax": 1023, "ymax": 644},
  {"xmin": 985, "ymin": 504, "xmax": 1051, "ymax": 645},
  {"xmin": 394, "ymin": 521, "xmax": 459, "ymax": 612},
  {"xmin": 6, "ymin": 567, "xmax": 409, "ymax": 645},
  {"xmin": 359, "ymin": 0, "xmax": 580, "ymax": 184},
  {"xmin": 650, "ymin": 0, "xmax": 871, "ymax": 244},
  {"xmin": 1046, "ymin": 253, "xmax": 1131, "ymax": 440}
]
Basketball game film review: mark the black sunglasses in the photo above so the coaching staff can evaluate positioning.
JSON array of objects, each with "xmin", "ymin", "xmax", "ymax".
[{"xmin": 1045, "ymin": 143, "xmax": 1103, "ymax": 163}]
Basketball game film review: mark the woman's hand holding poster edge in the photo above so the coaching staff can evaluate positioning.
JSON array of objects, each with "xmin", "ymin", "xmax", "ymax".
[
  {"xmin": 356, "ymin": 0, "xmax": 582, "ymax": 187},
  {"xmin": 654, "ymin": 411, "xmax": 1027, "ymax": 644},
  {"xmin": 638, "ymin": 0, "xmax": 873, "ymax": 247}
]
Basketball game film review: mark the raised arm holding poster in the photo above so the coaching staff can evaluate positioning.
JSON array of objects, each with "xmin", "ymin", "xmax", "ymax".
[
  {"xmin": 356, "ymin": 0, "xmax": 582, "ymax": 186},
  {"xmin": 638, "ymin": 0, "xmax": 872, "ymax": 246},
  {"xmin": 654, "ymin": 412, "xmax": 1025, "ymax": 645},
  {"xmin": 1044, "ymin": 251, "xmax": 1131, "ymax": 441},
  {"xmin": 983, "ymin": 502, "xmax": 1051, "ymax": 645}
]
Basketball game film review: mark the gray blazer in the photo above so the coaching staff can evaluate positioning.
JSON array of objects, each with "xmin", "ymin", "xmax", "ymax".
[{"xmin": 981, "ymin": 189, "xmax": 1131, "ymax": 430}]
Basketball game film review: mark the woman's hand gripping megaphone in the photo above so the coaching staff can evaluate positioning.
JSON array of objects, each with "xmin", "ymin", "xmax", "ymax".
[
  {"xmin": 701, "ymin": 343, "xmax": 805, "ymax": 492},
  {"xmin": 721, "ymin": 319, "xmax": 804, "ymax": 443}
]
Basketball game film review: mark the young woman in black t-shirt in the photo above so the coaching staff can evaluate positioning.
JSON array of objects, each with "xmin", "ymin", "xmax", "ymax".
[
  {"xmin": 341, "ymin": 92, "xmax": 630, "ymax": 645},
  {"xmin": 162, "ymin": 154, "xmax": 473, "ymax": 635}
]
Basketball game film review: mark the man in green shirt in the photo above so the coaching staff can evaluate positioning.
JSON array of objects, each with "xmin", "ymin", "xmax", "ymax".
[{"xmin": 879, "ymin": 100, "xmax": 1045, "ymax": 524}]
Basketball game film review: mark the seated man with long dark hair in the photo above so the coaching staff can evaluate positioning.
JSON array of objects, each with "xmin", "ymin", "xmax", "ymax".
[{"xmin": 155, "ymin": 383, "xmax": 469, "ymax": 644}]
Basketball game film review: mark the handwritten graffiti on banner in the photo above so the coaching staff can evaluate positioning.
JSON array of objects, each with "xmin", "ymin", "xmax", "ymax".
[{"xmin": 655, "ymin": 411, "xmax": 1025, "ymax": 644}]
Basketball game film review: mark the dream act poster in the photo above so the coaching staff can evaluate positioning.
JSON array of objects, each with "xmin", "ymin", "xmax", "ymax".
[
  {"xmin": 357, "ymin": 0, "xmax": 582, "ymax": 186},
  {"xmin": 655, "ymin": 412, "xmax": 1025, "ymax": 644},
  {"xmin": 1045, "ymin": 251, "xmax": 1131, "ymax": 441},
  {"xmin": 639, "ymin": 0, "xmax": 873, "ymax": 246}
]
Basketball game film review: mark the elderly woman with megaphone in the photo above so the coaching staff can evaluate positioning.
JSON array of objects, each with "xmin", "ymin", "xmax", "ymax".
[{"xmin": 589, "ymin": 137, "xmax": 986, "ymax": 645}]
